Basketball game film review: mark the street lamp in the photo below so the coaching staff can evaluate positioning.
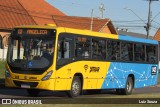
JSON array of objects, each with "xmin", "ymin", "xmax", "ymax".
[
  {"xmin": 124, "ymin": 7, "xmax": 146, "ymax": 24},
  {"xmin": 125, "ymin": 0, "xmax": 159, "ymax": 39},
  {"xmin": 124, "ymin": 7, "xmax": 148, "ymax": 37}
]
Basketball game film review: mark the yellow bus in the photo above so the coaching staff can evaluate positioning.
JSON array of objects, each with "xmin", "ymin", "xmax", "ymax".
[{"xmin": 5, "ymin": 25, "xmax": 159, "ymax": 97}]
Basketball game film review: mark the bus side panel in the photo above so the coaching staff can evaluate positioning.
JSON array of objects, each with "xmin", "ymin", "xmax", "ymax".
[
  {"xmin": 101, "ymin": 62, "xmax": 158, "ymax": 89},
  {"xmin": 55, "ymin": 61, "xmax": 111, "ymax": 90}
]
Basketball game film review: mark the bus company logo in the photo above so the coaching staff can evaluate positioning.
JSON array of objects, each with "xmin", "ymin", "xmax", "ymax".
[
  {"xmin": 90, "ymin": 67, "xmax": 100, "ymax": 72},
  {"xmin": 84, "ymin": 65, "xmax": 88, "ymax": 72},
  {"xmin": 2, "ymin": 99, "xmax": 11, "ymax": 104},
  {"xmin": 151, "ymin": 66, "xmax": 157, "ymax": 75}
]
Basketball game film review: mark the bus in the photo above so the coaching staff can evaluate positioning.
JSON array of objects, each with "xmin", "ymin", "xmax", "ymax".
[{"xmin": 5, "ymin": 25, "xmax": 159, "ymax": 97}]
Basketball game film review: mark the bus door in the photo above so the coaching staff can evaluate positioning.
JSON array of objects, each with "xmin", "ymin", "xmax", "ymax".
[{"xmin": 55, "ymin": 34, "xmax": 74, "ymax": 90}]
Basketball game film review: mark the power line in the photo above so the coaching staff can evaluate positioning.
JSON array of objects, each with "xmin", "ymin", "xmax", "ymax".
[
  {"xmin": 112, "ymin": 20, "xmax": 147, "ymax": 23},
  {"xmin": 0, "ymin": 8, "xmax": 118, "ymax": 28},
  {"xmin": 144, "ymin": 0, "xmax": 159, "ymax": 39},
  {"xmin": 0, "ymin": 3, "xmax": 159, "ymax": 36}
]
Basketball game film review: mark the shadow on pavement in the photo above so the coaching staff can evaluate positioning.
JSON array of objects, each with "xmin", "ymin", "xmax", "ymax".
[{"xmin": 0, "ymin": 78, "xmax": 5, "ymax": 88}]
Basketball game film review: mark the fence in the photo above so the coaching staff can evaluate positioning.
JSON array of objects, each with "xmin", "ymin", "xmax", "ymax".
[{"xmin": 0, "ymin": 48, "xmax": 7, "ymax": 61}]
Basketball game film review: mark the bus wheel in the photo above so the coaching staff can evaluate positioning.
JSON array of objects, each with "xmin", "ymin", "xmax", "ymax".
[
  {"xmin": 27, "ymin": 89, "xmax": 40, "ymax": 97},
  {"xmin": 67, "ymin": 76, "xmax": 81, "ymax": 98},
  {"xmin": 122, "ymin": 77, "xmax": 133, "ymax": 95}
]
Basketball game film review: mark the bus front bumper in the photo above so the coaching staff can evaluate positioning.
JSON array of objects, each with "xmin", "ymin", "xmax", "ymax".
[{"xmin": 5, "ymin": 78, "xmax": 56, "ymax": 91}]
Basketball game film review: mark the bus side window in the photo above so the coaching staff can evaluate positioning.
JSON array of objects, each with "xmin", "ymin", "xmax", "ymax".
[
  {"xmin": 127, "ymin": 43, "xmax": 133, "ymax": 61},
  {"xmin": 106, "ymin": 40, "xmax": 113, "ymax": 60},
  {"xmin": 121, "ymin": 42, "xmax": 129, "ymax": 61},
  {"xmin": 134, "ymin": 44, "xmax": 145, "ymax": 62},
  {"xmin": 92, "ymin": 39, "xmax": 106, "ymax": 60},
  {"xmin": 146, "ymin": 45, "xmax": 156, "ymax": 63},
  {"xmin": 75, "ymin": 37, "xmax": 91, "ymax": 59}
]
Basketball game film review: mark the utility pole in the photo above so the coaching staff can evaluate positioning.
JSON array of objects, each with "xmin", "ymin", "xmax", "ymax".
[
  {"xmin": 146, "ymin": 0, "xmax": 159, "ymax": 39},
  {"xmin": 99, "ymin": 3, "xmax": 105, "ymax": 19},
  {"xmin": 90, "ymin": 9, "xmax": 94, "ymax": 31}
]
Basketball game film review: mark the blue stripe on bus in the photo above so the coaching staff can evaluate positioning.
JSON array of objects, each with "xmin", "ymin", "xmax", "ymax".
[
  {"xmin": 101, "ymin": 62, "xmax": 158, "ymax": 89},
  {"xmin": 118, "ymin": 34, "xmax": 158, "ymax": 45}
]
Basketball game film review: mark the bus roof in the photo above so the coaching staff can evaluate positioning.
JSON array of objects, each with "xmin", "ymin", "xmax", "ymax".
[
  {"xmin": 15, "ymin": 25, "xmax": 119, "ymax": 40},
  {"xmin": 119, "ymin": 34, "xmax": 158, "ymax": 45},
  {"xmin": 15, "ymin": 25, "xmax": 158, "ymax": 45}
]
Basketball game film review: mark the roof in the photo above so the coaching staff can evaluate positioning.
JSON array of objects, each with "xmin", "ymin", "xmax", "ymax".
[
  {"xmin": 18, "ymin": 0, "xmax": 65, "ymax": 25},
  {"xmin": 0, "ymin": 0, "xmax": 117, "ymax": 34},
  {"xmin": 118, "ymin": 30, "xmax": 153, "ymax": 39},
  {"xmin": 0, "ymin": 0, "xmax": 65, "ymax": 30},
  {"xmin": 52, "ymin": 15, "xmax": 117, "ymax": 33},
  {"xmin": 153, "ymin": 28, "xmax": 160, "ymax": 41}
]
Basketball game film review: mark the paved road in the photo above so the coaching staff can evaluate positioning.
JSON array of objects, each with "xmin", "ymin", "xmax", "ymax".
[
  {"xmin": 0, "ymin": 84, "xmax": 160, "ymax": 104},
  {"xmin": 0, "ymin": 85, "xmax": 159, "ymax": 98}
]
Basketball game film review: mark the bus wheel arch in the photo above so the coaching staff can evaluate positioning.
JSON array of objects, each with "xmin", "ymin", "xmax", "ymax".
[
  {"xmin": 116, "ymin": 74, "xmax": 134, "ymax": 95},
  {"xmin": 128, "ymin": 74, "xmax": 135, "ymax": 88},
  {"xmin": 67, "ymin": 73, "xmax": 83, "ymax": 97}
]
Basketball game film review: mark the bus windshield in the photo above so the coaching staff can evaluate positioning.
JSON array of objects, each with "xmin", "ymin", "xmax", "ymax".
[{"xmin": 7, "ymin": 29, "xmax": 56, "ymax": 70}]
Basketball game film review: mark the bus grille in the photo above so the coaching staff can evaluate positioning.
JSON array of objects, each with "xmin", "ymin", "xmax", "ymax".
[{"xmin": 13, "ymin": 80, "xmax": 38, "ymax": 88}]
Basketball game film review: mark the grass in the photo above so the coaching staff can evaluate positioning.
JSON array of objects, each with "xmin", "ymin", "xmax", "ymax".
[{"xmin": 0, "ymin": 61, "xmax": 5, "ymax": 78}]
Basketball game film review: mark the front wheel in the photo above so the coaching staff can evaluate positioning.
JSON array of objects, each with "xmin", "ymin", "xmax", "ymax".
[{"xmin": 67, "ymin": 76, "xmax": 81, "ymax": 98}]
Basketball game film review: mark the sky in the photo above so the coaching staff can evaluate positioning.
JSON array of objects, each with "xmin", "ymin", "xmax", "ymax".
[{"xmin": 46, "ymin": 0, "xmax": 160, "ymax": 37}]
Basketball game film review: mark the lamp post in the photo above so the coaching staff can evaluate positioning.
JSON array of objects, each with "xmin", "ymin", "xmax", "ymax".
[{"xmin": 125, "ymin": 0, "xmax": 159, "ymax": 39}]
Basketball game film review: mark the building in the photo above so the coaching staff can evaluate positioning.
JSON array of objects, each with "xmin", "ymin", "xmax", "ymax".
[
  {"xmin": 0, "ymin": 0, "xmax": 117, "ymax": 59},
  {"xmin": 118, "ymin": 30, "xmax": 153, "ymax": 39},
  {"xmin": 0, "ymin": 0, "xmax": 65, "ymax": 59},
  {"xmin": 52, "ymin": 15, "xmax": 117, "ymax": 34}
]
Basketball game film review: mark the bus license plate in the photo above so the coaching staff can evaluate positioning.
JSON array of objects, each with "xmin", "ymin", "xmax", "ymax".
[{"xmin": 21, "ymin": 84, "xmax": 30, "ymax": 88}]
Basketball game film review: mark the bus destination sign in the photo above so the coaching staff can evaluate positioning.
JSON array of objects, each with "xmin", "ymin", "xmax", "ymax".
[{"xmin": 18, "ymin": 29, "xmax": 48, "ymax": 35}]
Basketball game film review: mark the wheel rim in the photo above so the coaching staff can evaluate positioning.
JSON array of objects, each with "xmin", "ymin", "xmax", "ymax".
[
  {"xmin": 72, "ymin": 81, "xmax": 80, "ymax": 95},
  {"xmin": 127, "ymin": 81, "xmax": 132, "ymax": 92}
]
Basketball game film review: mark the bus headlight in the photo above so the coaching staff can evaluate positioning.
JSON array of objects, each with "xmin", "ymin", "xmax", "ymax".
[
  {"xmin": 42, "ymin": 70, "xmax": 53, "ymax": 81},
  {"xmin": 5, "ymin": 69, "xmax": 11, "ymax": 78}
]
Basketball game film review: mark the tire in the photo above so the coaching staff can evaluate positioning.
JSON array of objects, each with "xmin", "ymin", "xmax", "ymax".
[
  {"xmin": 122, "ymin": 77, "xmax": 133, "ymax": 95},
  {"xmin": 27, "ymin": 89, "xmax": 40, "ymax": 97},
  {"xmin": 67, "ymin": 76, "xmax": 81, "ymax": 98}
]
